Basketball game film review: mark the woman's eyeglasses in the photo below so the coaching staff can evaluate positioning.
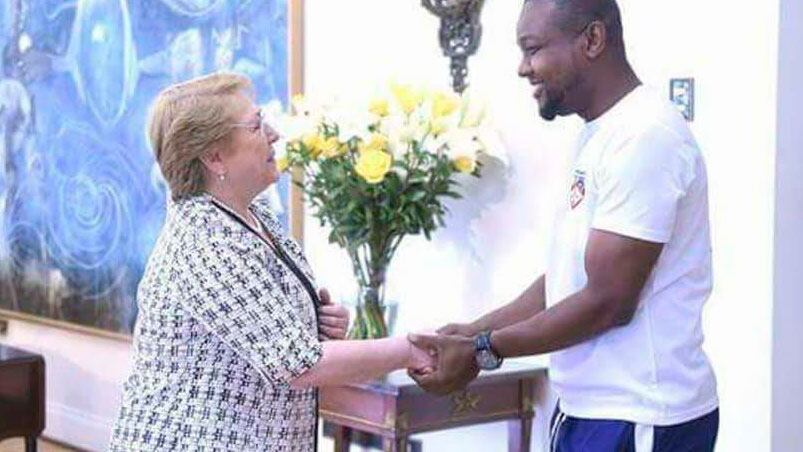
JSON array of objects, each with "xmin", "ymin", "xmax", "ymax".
[{"xmin": 232, "ymin": 108, "xmax": 268, "ymax": 135}]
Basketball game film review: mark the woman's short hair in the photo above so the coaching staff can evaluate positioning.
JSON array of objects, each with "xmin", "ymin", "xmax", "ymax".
[{"xmin": 148, "ymin": 72, "xmax": 254, "ymax": 200}]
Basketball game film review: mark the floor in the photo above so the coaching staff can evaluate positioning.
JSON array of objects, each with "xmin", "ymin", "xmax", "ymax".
[
  {"xmin": 0, "ymin": 420, "xmax": 544, "ymax": 451},
  {"xmin": 0, "ymin": 438, "xmax": 78, "ymax": 452}
]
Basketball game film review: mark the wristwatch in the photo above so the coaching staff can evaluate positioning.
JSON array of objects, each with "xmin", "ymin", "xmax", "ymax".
[{"xmin": 474, "ymin": 331, "xmax": 503, "ymax": 370}]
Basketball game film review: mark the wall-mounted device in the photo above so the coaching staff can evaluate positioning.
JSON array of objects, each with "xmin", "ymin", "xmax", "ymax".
[{"xmin": 670, "ymin": 78, "xmax": 695, "ymax": 121}]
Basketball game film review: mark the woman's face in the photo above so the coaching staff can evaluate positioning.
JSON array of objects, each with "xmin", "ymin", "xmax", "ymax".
[{"xmin": 221, "ymin": 94, "xmax": 280, "ymax": 198}]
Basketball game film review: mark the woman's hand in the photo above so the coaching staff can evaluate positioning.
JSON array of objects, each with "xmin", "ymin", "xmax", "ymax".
[
  {"xmin": 407, "ymin": 333, "xmax": 438, "ymax": 375},
  {"xmin": 317, "ymin": 288, "xmax": 350, "ymax": 341}
]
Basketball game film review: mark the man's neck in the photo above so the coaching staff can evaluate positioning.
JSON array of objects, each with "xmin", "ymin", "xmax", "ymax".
[{"xmin": 578, "ymin": 64, "xmax": 641, "ymax": 122}]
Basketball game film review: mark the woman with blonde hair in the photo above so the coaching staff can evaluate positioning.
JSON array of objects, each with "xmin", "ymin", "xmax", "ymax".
[{"xmin": 109, "ymin": 73, "xmax": 433, "ymax": 451}]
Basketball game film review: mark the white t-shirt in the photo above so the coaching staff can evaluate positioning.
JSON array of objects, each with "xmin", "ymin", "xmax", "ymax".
[{"xmin": 546, "ymin": 85, "xmax": 718, "ymax": 425}]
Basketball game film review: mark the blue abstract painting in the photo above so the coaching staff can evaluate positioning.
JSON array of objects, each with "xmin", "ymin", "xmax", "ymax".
[{"xmin": 0, "ymin": 0, "xmax": 292, "ymax": 335}]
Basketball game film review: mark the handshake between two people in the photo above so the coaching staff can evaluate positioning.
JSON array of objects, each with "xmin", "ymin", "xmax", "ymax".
[
  {"xmin": 316, "ymin": 288, "xmax": 487, "ymax": 396},
  {"xmin": 405, "ymin": 323, "xmax": 484, "ymax": 396}
]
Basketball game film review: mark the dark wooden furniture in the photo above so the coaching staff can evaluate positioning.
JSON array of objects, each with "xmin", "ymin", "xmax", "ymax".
[
  {"xmin": 0, "ymin": 344, "xmax": 45, "ymax": 452},
  {"xmin": 320, "ymin": 360, "xmax": 546, "ymax": 452}
]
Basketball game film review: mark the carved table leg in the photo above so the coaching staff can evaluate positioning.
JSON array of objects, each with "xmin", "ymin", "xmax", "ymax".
[
  {"xmin": 383, "ymin": 435, "xmax": 409, "ymax": 452},
  {"xmin": 333, "ymin": 425, "xmax": 352, "ymax": 452},
  {"xmin": 508, "ymin": 416, "xmax": 532, "ymax": 452},
  {"xmin": 25, "ymin": 436, "xmax": 38, "ymax": 452}
]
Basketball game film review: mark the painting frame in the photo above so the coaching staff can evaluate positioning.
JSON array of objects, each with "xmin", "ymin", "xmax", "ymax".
[{"xmin": 0, "ymin": 0, "xmax": 306, "ymax": 341}]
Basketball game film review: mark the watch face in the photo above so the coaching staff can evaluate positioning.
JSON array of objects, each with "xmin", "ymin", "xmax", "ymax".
[{"xmin": 476, "ymin": 349, "xmax": 500, "ymax": 370}]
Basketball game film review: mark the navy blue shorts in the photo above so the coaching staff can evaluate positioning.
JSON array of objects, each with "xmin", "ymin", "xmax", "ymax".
[{"xmin": 549, "ymin": 406, "xmax": 719, "ymax": 452}]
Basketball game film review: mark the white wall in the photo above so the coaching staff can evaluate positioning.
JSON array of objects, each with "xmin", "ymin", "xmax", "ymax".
[
  {"xmin": 619, "ymin": 1, "xmax": 780, "ymax": 450},
  {"xmin": 772, "ymin": 0, "xmax": 803, "ymax": 449},
  {"xmin": 0, "ymin": 321, "xmax": 131, "ymax": 451},
  {"xmin": 304, "ymin": 0, "xmax": 783, "ymax": 451}
]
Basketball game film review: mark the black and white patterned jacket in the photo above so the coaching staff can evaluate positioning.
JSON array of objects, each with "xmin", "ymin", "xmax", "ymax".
[{"xmin": 109, "ymin": 194, "xmax": 322, "ymax": 451}]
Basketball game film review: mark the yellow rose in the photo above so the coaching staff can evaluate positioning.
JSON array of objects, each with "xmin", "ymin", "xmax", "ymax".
[
  {"xmin": 302, "ymin": 133, "xmax": 319, "ymax": 149},
  {"xmin": 368, "ymin": 98, "xmax": 390, "ymax": 117},
  {"xmin": 320, "ymin": 136, "xmax": 345, "ymax": 158},
  {"xmin": 453, "ymin": 155, "xmax": 477, "ymax": 174},
  {"xmin": 429, "ymin": 118, "xmax": 449, "ymax": 137},
  {"xmin": 390, "ymin": 83, "xmax": 423, "ymax": 115},
  {"xmin": 359, "ymin": 133, "xmax": 389, "ymax": 153},
  {"xmin": 355, "ymin": 149, "xmax": 392, "ymax": 184},
  {"xmin": 276, "ymin": 156, "xmax": 290, "ymax": 172},
  {"xmin": 302, "ymin": 133, "xmax": 324, "ymax": 158},
  {"xmin": 432, "ymin": 91, "xmax": 459, "ymax": 118}
]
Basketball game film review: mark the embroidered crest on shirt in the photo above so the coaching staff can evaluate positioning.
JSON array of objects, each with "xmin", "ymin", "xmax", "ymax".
[{"xmin": 570, "ymin": 170, "xmax": 586, "ymax": 209}]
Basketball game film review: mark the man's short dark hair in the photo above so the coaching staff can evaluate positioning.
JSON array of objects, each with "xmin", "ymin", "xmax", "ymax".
[{"xmin": 525, "ymin": 0, "xmax": 624, "ymax": 49}]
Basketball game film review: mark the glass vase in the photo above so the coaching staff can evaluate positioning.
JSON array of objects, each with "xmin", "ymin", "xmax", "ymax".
[{"xmin": 347, "ymin": 285, "xmax": 390, "ymax": 339}]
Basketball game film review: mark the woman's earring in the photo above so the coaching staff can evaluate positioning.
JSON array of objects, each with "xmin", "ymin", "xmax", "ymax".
[{"xmin": 218, "ymin": 173, "xmax": 226, "ymax": 182}]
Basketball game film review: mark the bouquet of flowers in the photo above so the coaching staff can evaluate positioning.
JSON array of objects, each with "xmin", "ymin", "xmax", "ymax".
[{"xmin": 266, "ymin": 83, "xmax": 505, "ymax": 339}]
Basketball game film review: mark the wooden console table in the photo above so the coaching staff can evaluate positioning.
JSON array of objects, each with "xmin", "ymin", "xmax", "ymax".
[
  {"xmin": 320, "ymin": 360, "xmax": 546, "ymax": 452},
  {"xmin": 0, "ymin": 344, "xmax": 46, "ymax": 452}
]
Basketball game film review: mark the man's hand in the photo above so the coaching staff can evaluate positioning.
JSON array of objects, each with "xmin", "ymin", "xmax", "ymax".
[
  {"xmin": 437, "ymin": 323, "xmax": 479, "ymax": 337},
  {"xmin": 407, "ymin": 333, "xmax": 479, "ymax": 395},
  {"xmin": 317, "ymin": 288, "xmax": 349, "ymax": 340}
]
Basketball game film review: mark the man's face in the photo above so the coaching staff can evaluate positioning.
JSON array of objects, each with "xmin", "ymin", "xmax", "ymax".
[{"xmin": 517, "ymin": 1, "xmax": 584, "ymax": 120}]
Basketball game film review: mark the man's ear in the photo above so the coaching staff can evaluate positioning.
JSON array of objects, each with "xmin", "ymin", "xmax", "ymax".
[{"xmin": 582, "ymin": 20, "xmax": 607, "ymax": 60}]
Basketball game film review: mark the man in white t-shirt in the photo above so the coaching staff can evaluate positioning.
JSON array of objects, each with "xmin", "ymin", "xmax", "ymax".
[{"xmin": 409, "ymin": 0, "xmax": 719, "ymax": 450}]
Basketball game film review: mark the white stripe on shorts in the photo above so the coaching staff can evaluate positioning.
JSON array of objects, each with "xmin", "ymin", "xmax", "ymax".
[
  {"xmin": 634, "ymin": 423, "xmax": 655, "ymax": 452},
  {"xmin": 550, "ymin": 411, "xmax": 568, "ymax": 452}
]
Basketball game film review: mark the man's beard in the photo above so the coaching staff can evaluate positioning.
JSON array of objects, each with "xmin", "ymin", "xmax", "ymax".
[
  {"xmin": 539, "ymin": 100, "xmax": 560, "ymax": 121},
  {"xmin": 538, "ymin": 76, "xmax": 580, "ymax": 121},
  {"xmin": 538, "ymin": 93, "xmax": 562, "ymax": 121}
]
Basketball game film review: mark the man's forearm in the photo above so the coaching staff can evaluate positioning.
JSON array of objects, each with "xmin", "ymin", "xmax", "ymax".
[
  {"xmin": 468, "ymin": 275, "xmax": 546, "ymax": 333},
  {"xmin": 490, "ymin": 287, "xmax": 626, "ymax": 358}
]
